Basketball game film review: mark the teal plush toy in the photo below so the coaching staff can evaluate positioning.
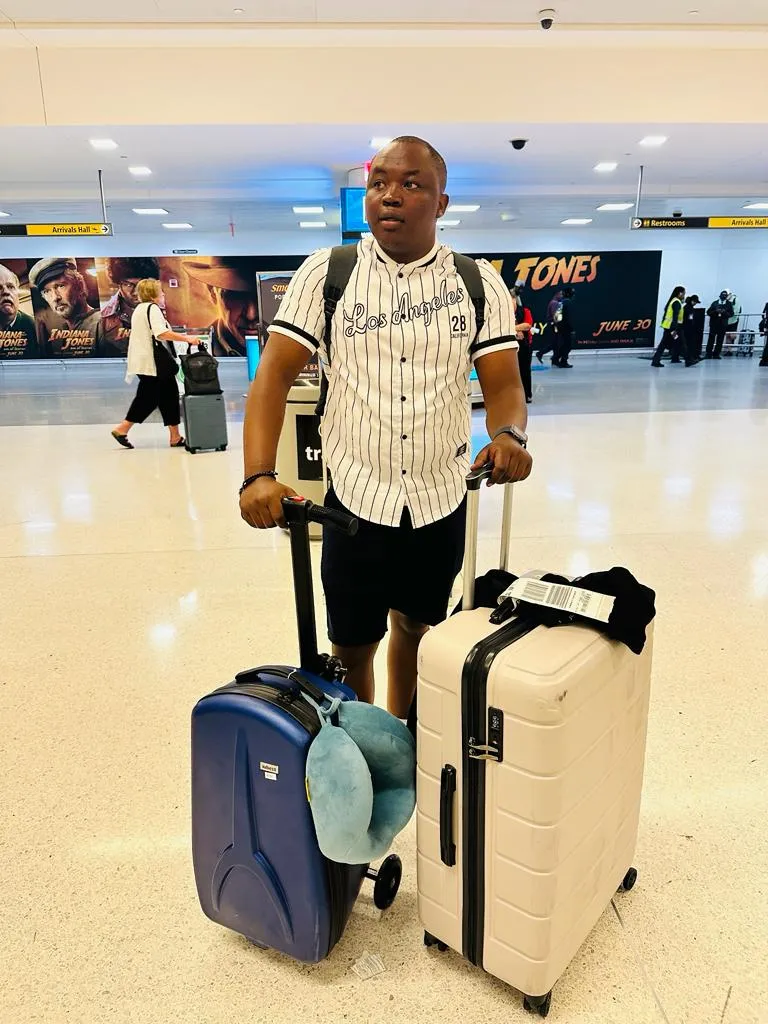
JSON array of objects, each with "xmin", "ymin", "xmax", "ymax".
[{"xmin": 304, "ymin": 696, "xmax": 416, "ymax": 865}]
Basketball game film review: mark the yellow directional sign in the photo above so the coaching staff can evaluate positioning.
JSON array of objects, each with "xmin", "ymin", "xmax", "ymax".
[
  {"xmin": 25, "ymin": 223, "xmax": 113, "ymax": 236},
  {"xmin": 707, "ymin": 216, "xmax": 768, "ymax": 229}
]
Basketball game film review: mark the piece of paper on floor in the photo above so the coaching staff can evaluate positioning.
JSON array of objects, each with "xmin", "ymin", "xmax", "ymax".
[{"xmin": 352, "ymin": 951, "xmax": 386, "ymax": 981}]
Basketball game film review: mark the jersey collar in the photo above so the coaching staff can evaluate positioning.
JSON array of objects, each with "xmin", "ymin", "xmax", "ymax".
[{"xmin": 370, "ymin": 236, "xmax": 442, "ymax": 274}]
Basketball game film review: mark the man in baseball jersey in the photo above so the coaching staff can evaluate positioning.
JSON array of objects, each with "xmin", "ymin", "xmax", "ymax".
[{"xmin": 240, "ymin": 136, "xmax": 532, "ymax": 716}]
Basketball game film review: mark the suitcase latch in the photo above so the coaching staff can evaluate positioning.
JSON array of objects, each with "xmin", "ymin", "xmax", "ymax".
[{"xmin": 468, "ymin": 707, "xmax": 504, "ymax": 762}]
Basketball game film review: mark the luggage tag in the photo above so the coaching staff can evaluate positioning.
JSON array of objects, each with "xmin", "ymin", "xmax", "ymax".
[{"xmin": 499, "ymin": 577, "xmax": 615, "ymax": 624}]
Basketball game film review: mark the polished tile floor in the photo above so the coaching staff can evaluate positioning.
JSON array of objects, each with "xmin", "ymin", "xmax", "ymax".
[{"xmin": 1, "ymin": 356, "xmax": 766, "ymax": 1024}]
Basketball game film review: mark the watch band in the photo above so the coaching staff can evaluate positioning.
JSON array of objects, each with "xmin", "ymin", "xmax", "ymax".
[{"xmin": 492, "ymin": 425, "xmax": 528, "ymax": 448}]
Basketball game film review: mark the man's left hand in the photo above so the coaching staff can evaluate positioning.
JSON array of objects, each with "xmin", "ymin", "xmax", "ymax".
[{"xmin": 471, "ymin": 434, "xmax": 533, "ymax": 486}]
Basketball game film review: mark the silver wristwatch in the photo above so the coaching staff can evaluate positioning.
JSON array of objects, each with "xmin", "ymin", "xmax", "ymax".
[{"xmin": 492, "ymin": 425, "xmax": 528, "ymax": 448}]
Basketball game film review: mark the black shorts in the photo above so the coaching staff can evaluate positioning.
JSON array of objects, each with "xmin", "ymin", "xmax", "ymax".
[{"xmin": 321, "ymin": 489, "xmax": 467, "ymax": 647}]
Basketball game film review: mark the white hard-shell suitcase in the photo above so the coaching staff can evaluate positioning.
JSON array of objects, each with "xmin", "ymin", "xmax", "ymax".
[{"xmin": 416, "ymin": 467, "xmax": 653, "ymax": 1017}]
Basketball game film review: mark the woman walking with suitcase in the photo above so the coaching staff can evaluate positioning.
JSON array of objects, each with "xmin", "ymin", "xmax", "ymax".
[{"xmin": 111, "ymin": 278, "xmax": 190, "ymax": 449}]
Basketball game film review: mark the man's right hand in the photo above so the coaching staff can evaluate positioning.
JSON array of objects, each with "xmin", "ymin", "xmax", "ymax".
[{"xmin": 240, "ymin": 476, "xmax": 299, "ymax": 529}]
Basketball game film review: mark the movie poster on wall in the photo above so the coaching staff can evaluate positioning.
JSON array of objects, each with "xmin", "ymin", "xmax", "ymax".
[
  {"xmin": 477, "ymin": 250, "xmax": 663, "ymax": 349},
  {"xmin": 0, "ymin": 258, "xmax": 39, "ymax": 358}
]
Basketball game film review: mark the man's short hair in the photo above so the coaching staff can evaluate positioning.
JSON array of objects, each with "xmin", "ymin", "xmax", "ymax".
[
  {"xmin": 107, "ymin": 257, "xmax": 160, "ymax": 283},
  {"xmin": 389, "ymin": 136, "xmax": 448, "ymax": 191}
]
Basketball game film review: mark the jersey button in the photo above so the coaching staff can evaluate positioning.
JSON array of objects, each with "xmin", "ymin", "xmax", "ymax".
[
  {"xmin": 400, "ymin": 356, "xmax": 406, "ymax": 363},
  {"xmin": 402, "ymin": 469, "xmax": 407, "ymax": 475},
  {"xmin": 398, "ymin": 272, "xmax": 404, "ymax": 278},
  {"xmin": 402, "ymin": 434, "xmax": 408, "ymax": 440},
  {"xmin": 401, "ymin": 395, "xmax": 406, "ymax": 401}
]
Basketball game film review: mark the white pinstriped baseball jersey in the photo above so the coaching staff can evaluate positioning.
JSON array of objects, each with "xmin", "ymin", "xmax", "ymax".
[{"xmin": 268, "ymin": 235, "xmax": 518, "ymax": 528}]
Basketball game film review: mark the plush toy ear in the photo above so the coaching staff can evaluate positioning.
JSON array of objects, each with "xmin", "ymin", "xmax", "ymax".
[{"xmin": 305, "ymin": 723, "xmax": 373, "ymax": 865}]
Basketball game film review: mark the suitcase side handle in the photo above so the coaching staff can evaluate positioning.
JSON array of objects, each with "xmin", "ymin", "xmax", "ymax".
[
  {"xmin": 463, "ymin": 466, "xmax": 514, "ymax": 611},
  {"xmin": 440, "ymin": 765, "xmax": 457, "ymax": 867}
]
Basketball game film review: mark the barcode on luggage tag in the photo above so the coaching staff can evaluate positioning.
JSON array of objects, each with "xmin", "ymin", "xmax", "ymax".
[{"xmin": 503, "ymin": 578, "xmax": 615, "ymax": 623}]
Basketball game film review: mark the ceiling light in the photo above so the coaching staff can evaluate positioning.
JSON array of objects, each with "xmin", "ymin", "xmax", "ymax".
[
  {"xmin": 292, "ymin": 206, "xmax": 324, "ymax": 214},
  {"xmin": 440, "ymin": 219, "xmax": 461, "ymax": 227},
  {"xmin": 500, "ymin": 213, "xmax": 517, "ymax": 222},
  {"xmin": 743, "ymin": 202, "xmax": 768, "ymax": 210},
  {"xmin": 639, "ymin": 135, "xmax": 668, "ymax": 147},
  {"xmin": 128, "ymin": 166, "xmax": 152, "ymax": 176},
  {"xmin": 0, "ymin": 211, "xmax": 10, "ymax": 217},
  {"xmin": 447, "ymin": 204, "xmax": 480, "ymax": 213},
  {"xmin": 162, "ymin": 223, "xmax": 193, "ymax": 230},
  {"xmin": 89, "ymin": 138, "xmax": 118, "ymax": 150},
  {"xmin": 562, "ymin": 218, "xmax": 593, "ymax": 226},
  {"xmin": 594, "ymin": 162, "xmax": 618, "ymax": 173},
  {"xmin": 133, "ymin": 207, "xmax": 169, "ymax": 215},
  {"xmin": 369, "ymin": 136, "xmax": 393, "ymax": 148},
  {"xmin": 299, "ymin": 221, "xmax": 327, "ymax": 228},
  {"xmin": 597, "ymin": 202, "xmax": 634, "ymax": 211},
  {"xmin": 233, "ymin": 6, "xmax": 245, "ymax": 11}
]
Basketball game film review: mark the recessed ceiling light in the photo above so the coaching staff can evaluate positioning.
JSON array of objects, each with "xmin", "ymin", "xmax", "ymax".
[
  {"xmin": 299, "ymin": 221, "xmax": 327, "ymax": 228},
  {"xmin": 500, "ymin": 213, "xmax": 517, "ymax": 222},
  {"xmin": 440, "ymin": 219, "xmax": 461, "ymax": 227},
  {"xmin": 292, "ymin": 206, "xmax": 324, "ymax": 214},
  {"xmin": 597, "ymin": 202, "xmax": 634, "ymax": 211},
  {"xmin": 447, "ymin": 204, "xmax": 480, "ymax": 213},
  {"xmin": 89, "ymin": 138, "xmax": 118, "ymax": 151},
  {"xmin": 233, "ymin": 6, "xmax": 245, "ymax": 11},
  {"xmin": 689, "ymin": 9, "xmax": 699, "ymax": 14},
  {"xmin": 133, "ymin": 207, "xmax": 169, "ymax": 215},
  {"xmin": 0, "ymin": 210, "xmax": 10, "ymax": 218},
  {"xmin": 369, "ymin": 136, "xmax": 393, "ymax": 148},
  {"xmin": 562, "ymin": 218, "xmax": 593, "ymax": 226},
  {"xmin": 128, "ymin": 166, "xmax": 152, "ymax": 176},
  {"xmin": 594, "ymin": 162, "xmax": 618, "ymax": 173},
  {"xmin": 639, "ymin": 136, "xmax": 668, "ymax": 147},
  {"xmin": 162, "ymin": 223, "xmax": 193, "ymax": 230},
  {"xmin": 743, "ymin": 202, "xmax": 768, "ymax": 210}
]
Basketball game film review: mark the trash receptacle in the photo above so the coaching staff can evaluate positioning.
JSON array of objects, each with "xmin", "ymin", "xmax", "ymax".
[{"xmin": 276, "ymin": 381, "xmax": 326, "ymax": 538}]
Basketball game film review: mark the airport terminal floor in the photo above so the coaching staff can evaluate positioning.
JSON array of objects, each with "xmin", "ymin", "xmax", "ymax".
[{"xmin": 1, "ymin": 353, "xmax": 766, "ymax": 1024}]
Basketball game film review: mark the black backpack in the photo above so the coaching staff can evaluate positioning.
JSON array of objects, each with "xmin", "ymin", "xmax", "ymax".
[
  {"xmin": 180, "ymin": 341, "xmax": 221, "ymax": 395},
  {"xmin": 315, "ymin": 245, "xmax": 486, "ymax": 416}
]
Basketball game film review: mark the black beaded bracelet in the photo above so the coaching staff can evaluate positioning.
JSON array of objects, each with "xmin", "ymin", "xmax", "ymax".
[{"xmin": 239, "ymin": 470, "xmax": 277, "ymax": 496}]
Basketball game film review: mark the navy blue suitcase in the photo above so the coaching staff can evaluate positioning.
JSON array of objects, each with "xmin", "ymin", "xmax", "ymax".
[{"xmin": 191, "ymin": 497, "xmax": 402, "ymax": 962}]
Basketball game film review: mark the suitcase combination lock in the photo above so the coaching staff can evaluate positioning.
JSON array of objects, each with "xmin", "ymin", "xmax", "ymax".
[{"xmin": 468, "ymin": 707, "xmax": 504, "ymax": 762}]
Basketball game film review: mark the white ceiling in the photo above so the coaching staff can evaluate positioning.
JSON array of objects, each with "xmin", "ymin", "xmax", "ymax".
[
  {"xmin": 2, "ymin": 122, "xmax": 767, "ymax": 234},
  {"xmin": 2, "ymin": 0, "xmax": 768, "ymax": 25}
]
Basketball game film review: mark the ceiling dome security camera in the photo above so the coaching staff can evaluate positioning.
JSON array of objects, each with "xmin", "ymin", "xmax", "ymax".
[
  {"xmin": 539, "ymin": 8, "xmax": 556, "ymax": 29},
  {"xmin": 672, "ymin": 209, "xmax": 684, "ymax": 218},
  {"xmin": 510, "ymin": 139, "xmax": 529, "ymax": 151}
]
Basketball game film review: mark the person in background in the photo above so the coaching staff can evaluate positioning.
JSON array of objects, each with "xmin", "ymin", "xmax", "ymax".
[
  {"xmin": 759, "ymin": 300, "xmax": 768, "ymax": 367},
  {"xmin": 535, "ymin": 288, "xmax": 563, "ymax": 365},
  {"xmin": 96, "ymin": 256, "xmax": 160, "ymax": 357},
  {"xmin": 111, "ymin": 278, "xmax": 190, "ymax": 450},
  {"xmin": 725, "ymin": 290, "xmax": 741, "ymax": 353},
  {"xmin": 678, "ymin": 293, "xmax": 701, "ymax": 365},
  {"xmin": 651, "ymin": 286, "xmax": 687, "ymax": 368},
  {"xmin": 553, "ymin": 286, "xmax": 575, "ymax": 368},
  {"xmin": 705, "ymin": 289, "xmax": 733, "ymax": 360},
  {"xmin": 512, "ymin": 281, "xmax": 533, "ymax": 402}
]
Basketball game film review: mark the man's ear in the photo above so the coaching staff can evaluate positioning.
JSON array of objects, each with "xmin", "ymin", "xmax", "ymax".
[{"xmin": 437, "ymin": 193, "xmax": 450, "ymax": 218}]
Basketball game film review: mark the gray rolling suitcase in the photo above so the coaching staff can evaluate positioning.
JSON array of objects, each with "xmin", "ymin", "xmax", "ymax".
[{"xmin": 182, "ymin": 393, "xmax": 228, "ymax": 454}]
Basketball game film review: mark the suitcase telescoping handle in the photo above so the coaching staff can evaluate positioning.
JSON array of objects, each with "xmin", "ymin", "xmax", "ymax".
[
  {"xmin": 281, "ymin": 497, "xmax": 359, "ymax": 674},
  {"xmin": 462, "ymin": 465, "xmax": 514, "ymax": 612}
]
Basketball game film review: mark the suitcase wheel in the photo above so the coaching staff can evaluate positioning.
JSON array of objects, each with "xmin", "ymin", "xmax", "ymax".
[
  {"xmin": 216, "ymin": 445, "xmax": 227, "ymax": 452},
  {"xmin": 619, "ymin": 867, "xmax": 638, "ymax": 893},
  {"xmin": 423, "ymin": 931, "xmax": 448, "ymax": 952},
  {"xmin": 523, "ymin": 992, "xmax": 552, "ymax": 1018},
  {"xmin": 372, "ymin": 854, "xmax": 402, "ymax": 911}
]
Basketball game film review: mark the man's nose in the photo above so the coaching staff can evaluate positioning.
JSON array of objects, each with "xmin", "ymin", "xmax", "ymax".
[{"xmin": 382, "ymin": 185, "xmax": 403, "ymax": 205}]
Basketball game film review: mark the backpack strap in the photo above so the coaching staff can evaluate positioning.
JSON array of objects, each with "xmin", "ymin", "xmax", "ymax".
[
  {"xmin": 452, "ymin": 252, "xmax": 485, "ymax": 342},
  {"xmin": 316, "ymin": 244, "xmax": 359, "ymax": 416}
]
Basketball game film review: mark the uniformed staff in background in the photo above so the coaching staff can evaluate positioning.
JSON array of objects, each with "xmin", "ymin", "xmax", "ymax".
[
  {"xmin": 705, "ymin": 289, "xmax": 733, "ymax": 360},
  {"xmin": 652, "ymin": 285, "xmax": 694, "ymax": 368}
]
